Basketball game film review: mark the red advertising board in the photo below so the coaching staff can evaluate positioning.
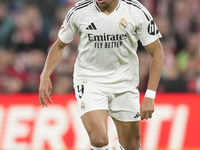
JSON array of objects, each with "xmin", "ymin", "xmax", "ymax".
[{"xmin": 0, "ymin": 93, "xmax": 199, "ymax": 150}]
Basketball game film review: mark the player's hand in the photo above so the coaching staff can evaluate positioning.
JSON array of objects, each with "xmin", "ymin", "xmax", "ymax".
[
  {"xmin": 140, "ymin": 97, "xmax": 155, "ymax": 120},
  {"xmin": 39, "ymin": 75, "xmax": 53, "ymax": 107}
]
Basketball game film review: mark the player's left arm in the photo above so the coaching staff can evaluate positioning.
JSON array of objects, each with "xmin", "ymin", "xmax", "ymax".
[{"xmin": 140, "ymin": 39, "xmax": 164, "ymax": 120}]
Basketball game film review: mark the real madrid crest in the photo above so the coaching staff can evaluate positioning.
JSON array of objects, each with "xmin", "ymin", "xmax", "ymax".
[
  {"xmin": 119, "ymin": 18, "xmax": 127, "ymax": 29},
  {"xmin": 81, "ymin": 101, "xmax": 85, "ymax": 110}
]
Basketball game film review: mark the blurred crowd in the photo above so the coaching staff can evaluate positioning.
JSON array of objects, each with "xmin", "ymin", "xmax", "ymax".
[{"xmin": 0, "ymin": 0, "xmax": 200, "ymax": 94}]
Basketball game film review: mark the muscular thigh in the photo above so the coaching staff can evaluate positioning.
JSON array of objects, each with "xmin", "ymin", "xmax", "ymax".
[
  {"xmin": 81, "ymin": 110, "xmax": 109, "ymax": 147},
  {"xmin": 81, "ymin": 110, "xmax": 108, "ymax": 135},
  {"xmin": 74, "ymin": 83, "xmax": 110, "ymax": 144}
]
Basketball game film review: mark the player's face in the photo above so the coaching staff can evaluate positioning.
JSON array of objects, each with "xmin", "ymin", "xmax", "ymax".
[{"xmin": 96, "ymin": 0, "xmax": 119, "ymax": 13}]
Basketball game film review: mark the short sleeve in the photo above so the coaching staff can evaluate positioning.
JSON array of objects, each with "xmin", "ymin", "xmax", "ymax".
[
  {"xmin": 136, "ymin": 6, "xmax": 162, "ymax": 46},
  {"xmin": 58, "ymin": 9, "xmax": 79, "ymax": 44}
]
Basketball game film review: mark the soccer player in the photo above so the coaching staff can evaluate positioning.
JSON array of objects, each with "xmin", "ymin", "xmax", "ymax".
[{"xmin": 39, "ymin": 0, "xmax": 164, "ymax": 149}]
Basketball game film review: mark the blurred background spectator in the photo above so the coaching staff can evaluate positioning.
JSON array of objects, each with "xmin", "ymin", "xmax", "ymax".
[{"xmin": 0, "ymin": 0, "xmax": 199, "ymax": 94}]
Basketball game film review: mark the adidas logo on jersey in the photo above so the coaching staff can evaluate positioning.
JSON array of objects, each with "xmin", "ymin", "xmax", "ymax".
[
  {"xmin": 134, "ymin": 112, "xmax": 140, "ymax": 118},
  {"xmin": 86, "ymin": 22, "xmax": 97, "ymax": 30}
]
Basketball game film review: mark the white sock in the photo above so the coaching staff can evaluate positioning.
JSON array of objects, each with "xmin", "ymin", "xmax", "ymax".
[
  {"xmin": 110, "ymin": 139, "xmax": 125, "ymax": 150},
  {"xmin": 111, "ymin": 139, "xmax": 141, "ymax": 150},
  {"xmin": 91, "ymin": 144, "xmax": 110, "ymax": 150}
]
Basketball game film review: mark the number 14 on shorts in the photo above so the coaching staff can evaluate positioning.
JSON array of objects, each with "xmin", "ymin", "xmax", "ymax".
[{"xmin": 77, "ymin": 85, "xmax": 84, "ymax": 98}]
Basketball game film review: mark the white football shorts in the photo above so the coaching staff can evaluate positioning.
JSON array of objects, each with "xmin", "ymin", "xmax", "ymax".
[{"xmin": 74, "ymin": 83, "xmax": 140, "ymax": 122}]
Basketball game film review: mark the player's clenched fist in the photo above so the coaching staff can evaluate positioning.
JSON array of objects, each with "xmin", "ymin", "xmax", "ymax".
[{"xmin": 140, "ymin": 97, "xmax": 155, "ymax": 120}]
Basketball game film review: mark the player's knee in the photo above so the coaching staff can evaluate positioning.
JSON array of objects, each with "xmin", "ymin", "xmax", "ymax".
[
  {"xmin": 125, "ymin": 142, "xmax": 140, "ymax": 150},
  {"xmin": 134, "ymin": 142, "xmax": 141, "ymax": 150},
  {"xmin": 90, "ymin": 133, "xmax": 108, "ymax": 147},
  {"xmin": 131, "ymin": 138, "xmax": 141, "ymax": 150},
  {"xmin": 123, "ymin": 135, "xmax": 140, "ymax": 150},
  {"xmin": 133, "ymin": 135, "xmax": 141, "ymax": 150}
]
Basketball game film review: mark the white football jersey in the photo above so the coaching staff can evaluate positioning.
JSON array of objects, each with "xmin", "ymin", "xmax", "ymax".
[{"xmin": 58, "ymin": 0, "xmax": 162, "ymax": 93}]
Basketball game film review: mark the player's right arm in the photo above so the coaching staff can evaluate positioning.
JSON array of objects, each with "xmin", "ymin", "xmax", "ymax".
[
  {"xmin": 39, "ymin": 38, "xmax": 67, "ymax": 107},
  {"xmin": 39, "ymin": 1, "xmax": 79, "ymax": 107}
]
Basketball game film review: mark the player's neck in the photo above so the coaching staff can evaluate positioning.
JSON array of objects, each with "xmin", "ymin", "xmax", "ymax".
[{"xmin": 97, "ymin": 0, "xmax": 119, "ymax": 15}]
